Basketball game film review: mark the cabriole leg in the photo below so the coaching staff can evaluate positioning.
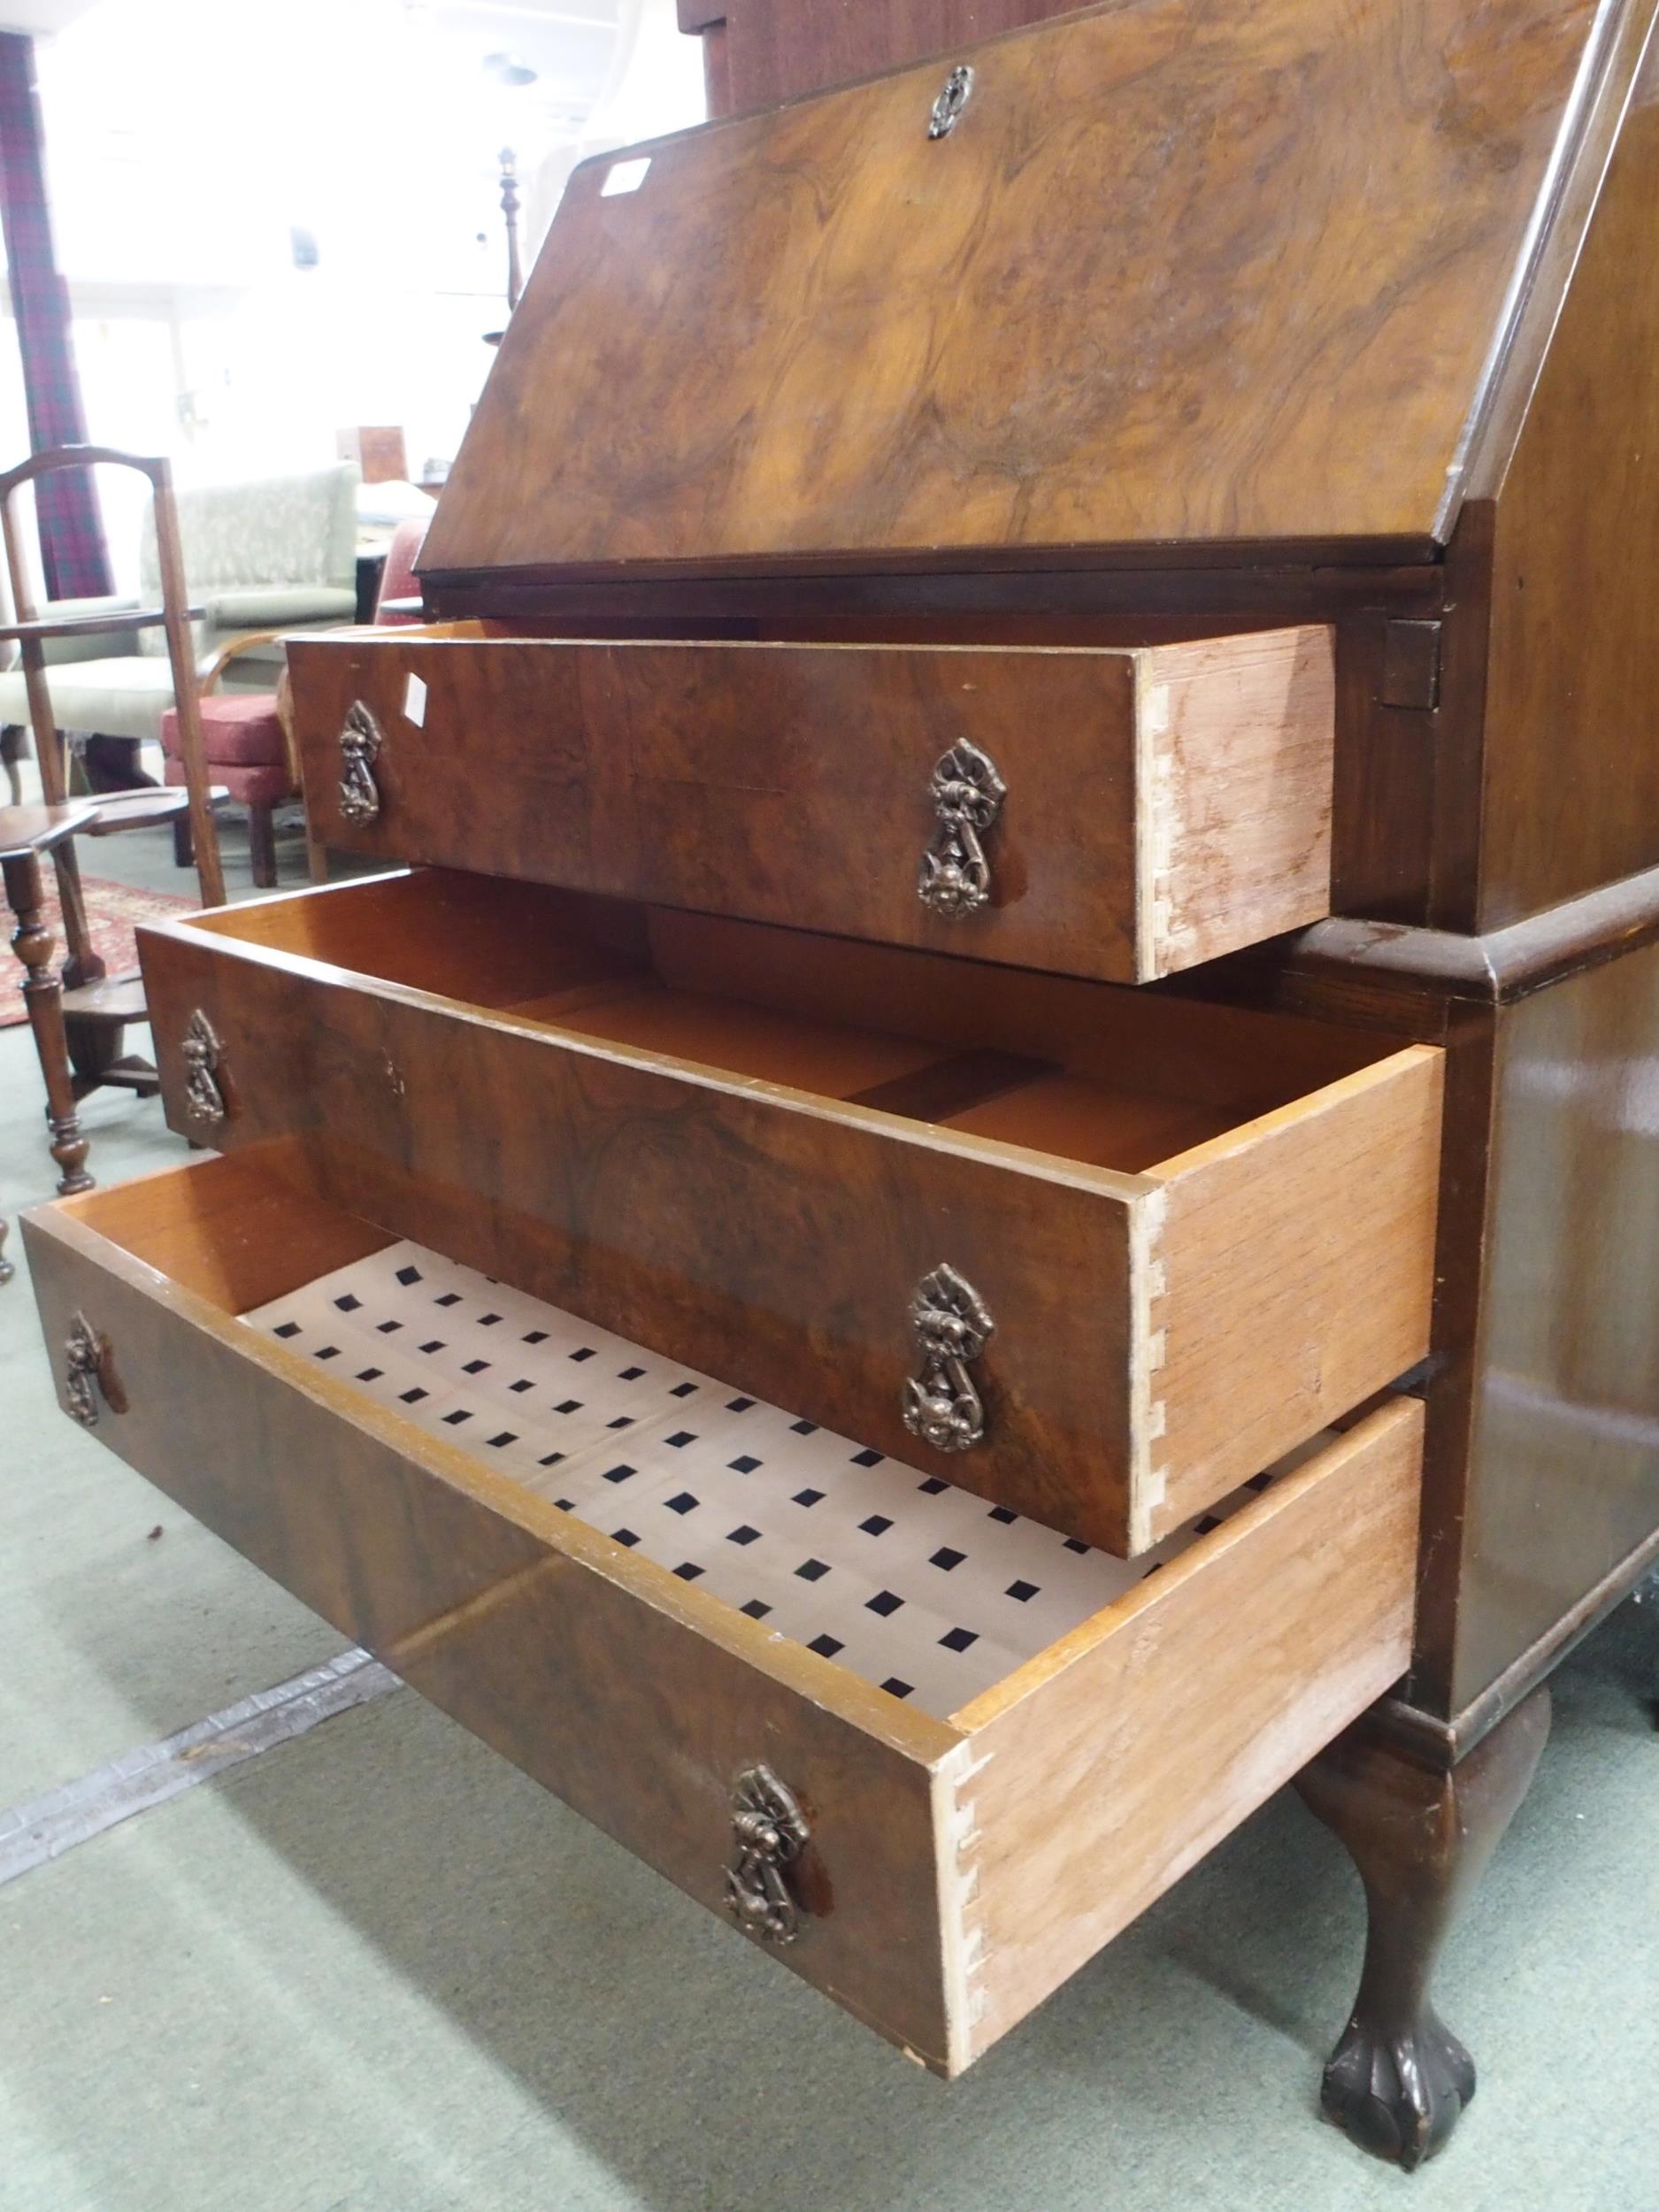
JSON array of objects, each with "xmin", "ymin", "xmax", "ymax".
[{"xmin": 1294, "ymin": 1685, "xmax": 1550, "ymax": 2170}]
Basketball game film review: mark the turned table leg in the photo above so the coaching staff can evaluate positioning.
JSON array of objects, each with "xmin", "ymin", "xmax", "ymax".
[
  {"xmin": 4, "ymin": 847, "xmax": 93, "ymax": 1195},
  {"xmin": 1294, "ymin": 1685, "xmax": 1551, "ymax": 2170}
]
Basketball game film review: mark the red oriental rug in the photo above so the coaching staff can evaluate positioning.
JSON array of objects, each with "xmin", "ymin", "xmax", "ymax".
[{"xmin": 0, "ymin": 872, "xmax": 196, "ymax": 1027}]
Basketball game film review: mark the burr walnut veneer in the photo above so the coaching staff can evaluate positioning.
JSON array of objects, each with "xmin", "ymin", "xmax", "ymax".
[
  {"xmin": 27, "ymin": 0, "xmax": 1659, "ymax": 2171},
  {"xmin": 284, "ymin": 626, "xmax": 1336, "ymax": 985}
]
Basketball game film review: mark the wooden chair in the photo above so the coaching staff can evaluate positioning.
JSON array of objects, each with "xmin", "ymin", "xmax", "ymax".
[{"xmin": 0, "ymin": 447, "xmax": 224, "ymax": 1185}]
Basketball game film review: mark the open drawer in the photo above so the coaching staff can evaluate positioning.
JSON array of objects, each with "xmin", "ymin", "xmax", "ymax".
[
  {"xmin": 285, "ymin": 622, "xmax": 1335, "ymax": 984},
  {"xmin": 25, "ymin": 1144, "xmax": 1421, "ymax": 2074},
  {"xmin": 136, "ymin": 869, "xmax": 1442, "ymax": 1556}
]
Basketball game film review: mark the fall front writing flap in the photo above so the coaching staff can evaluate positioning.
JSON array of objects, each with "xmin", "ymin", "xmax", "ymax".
[{"xmin": 421, "ymin": 0, "xmax": 1615, "ymax": 580}]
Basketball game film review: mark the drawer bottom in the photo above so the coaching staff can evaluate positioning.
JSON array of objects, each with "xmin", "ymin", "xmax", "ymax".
[{"xmin": 243, "ymin": 1232, "xmax": 1324, "ymax": 1723}]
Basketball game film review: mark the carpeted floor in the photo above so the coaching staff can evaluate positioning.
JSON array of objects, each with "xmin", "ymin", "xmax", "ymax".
[
  {"xmin": 0, "ymin": 870, "xmax": 197, "ymax": 1028},
  {"xmin": 2, "ymin": 817, "xmax": 1657, "ymax": 2212}
]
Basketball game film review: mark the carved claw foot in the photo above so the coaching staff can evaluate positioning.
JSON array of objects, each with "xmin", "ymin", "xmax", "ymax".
[
  {"xmin": 1295, "ymin": 1685, "xmax": 1549, "ymax": 2170},
  {"xmin": 1319, "ymin": 2008, "xmax": 1476, "ymax": 2170}
]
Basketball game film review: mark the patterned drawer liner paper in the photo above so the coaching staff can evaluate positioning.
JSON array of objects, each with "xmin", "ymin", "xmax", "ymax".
[{"xmin": 243, "ymin": 1240, "xmax": 1312, "ymax": 1721}]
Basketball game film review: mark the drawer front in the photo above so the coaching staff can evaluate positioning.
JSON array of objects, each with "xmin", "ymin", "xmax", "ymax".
[
  {"xmin": 287, "ymin": 626, "xmax": 1334, "ymax": 984},
  {"xmin": 138, "ymin": 887, "xmax": 1442, "ymax": 1556},
  {"xmin": 24, "ymin": 1158, "xmax": 1422, "ymax": 2074}
]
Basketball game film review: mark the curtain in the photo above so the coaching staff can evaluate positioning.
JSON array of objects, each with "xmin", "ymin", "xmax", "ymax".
[{"xmin": 0, "ymin": 30, "xmax": 111, "ymax": 600}]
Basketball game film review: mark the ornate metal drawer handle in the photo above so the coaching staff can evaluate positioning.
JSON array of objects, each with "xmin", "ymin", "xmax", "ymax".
[
  {"xmin": 64, "ymin": 1310, "xmax": 125, "ymax": 1427},
  {"xmin": 338, "ymin": 700, "xmax": 383, "ymax": 825},
  {"xmin": 902, "ymin": 1263, "xmax": 995, "ymax": 1453},
  {"xmin": 928, "ymin": 63, "xmax": 973, "ymax": 139},
  {"xmin": 918, "ymin": 739, "xmax": 1005, "ymax": 919},
  {"xmin": 725, "ymin": 1765, "xmax": 810, "ymax": 1944},
  {"xmin": 180, "ymin": 1008, "xmax": 227, "ymax": 1126}
]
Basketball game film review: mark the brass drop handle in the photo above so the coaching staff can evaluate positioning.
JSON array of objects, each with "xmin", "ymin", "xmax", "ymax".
[
  {"xmin": 918, "ymin": 740, "xmax": 1005, "ymax": 919},
  {"xmin": 338, "ymin": 699, "xmax": 383, "ymax": 825},
  {"xmin": 64, "ymin": 1310, "xmax": 126, "ymax": 1427},
  {"xmin": 902, "ymin": 1263, "xmax": 995, "ymax": 1453},
  {"xmin": 724, "ymin": 1765, "xmax": 810, "ymax": 1944},
  {"xmin": 180, "ymin": 1008, "xmax": 227, "ymax": 1128}
]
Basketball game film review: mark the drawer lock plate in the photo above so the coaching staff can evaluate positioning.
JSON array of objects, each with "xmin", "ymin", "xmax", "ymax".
[
  {"xmin": 918, "ymin": 740, "xmax": 1004, "ymax": 919},
  {"xmin": 64, "ymin": 1310, "xmax": 124, "ymax": 1427},
  {"xmin": 903, "ymin": 1263, "xmax": 995, "ymax": 1453},
  {"xmin": 725, "ymin": 1764, "xmax": 810, "ymax": 1944},
  {"xmin": 180, "ymin": 1008, "xmax": 227, "ymax": 1127},
  {"xmin": 338, "ymin": 701, "xmax": 383, "ymax": 825}
]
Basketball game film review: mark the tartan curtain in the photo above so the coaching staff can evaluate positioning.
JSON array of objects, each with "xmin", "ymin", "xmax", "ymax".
[{"xmin": 0, "ymin": 30, "xmax": 111, "ymax": 600}]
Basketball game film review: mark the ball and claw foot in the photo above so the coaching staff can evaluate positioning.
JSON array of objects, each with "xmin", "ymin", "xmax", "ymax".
[
  {"xmin": 1295, "ymin": 1686, "xmax": 1549, "ymax": 2171},
  {"xmin": 1319, "ymin": 2008, "xmax": 1476, "ymax": 2170}
]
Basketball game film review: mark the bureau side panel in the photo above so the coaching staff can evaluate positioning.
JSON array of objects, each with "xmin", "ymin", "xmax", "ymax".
[
  {"xmin": 1474, "ymin": 36, "xmax": 1659, "ymax": 927},
  {"xmin": 137, "ymin": 927, "xmax": 1141, "ymax": 1551},
  {"xmin": 1453, "ymin": 939, "xmax": 1659, "ymax": 1707},
  {"xmin": 24, "ymin": 1198, "xmax": 956, "ymax": 2064}
]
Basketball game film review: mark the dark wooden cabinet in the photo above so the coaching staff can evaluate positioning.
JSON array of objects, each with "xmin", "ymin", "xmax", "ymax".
[{"xmin": 26, "ymin": 0, "xmax": 1659, "ymax": 2169}]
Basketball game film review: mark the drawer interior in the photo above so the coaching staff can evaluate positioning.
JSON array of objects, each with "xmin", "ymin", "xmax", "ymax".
[
  {"xmin": 34, "ymin": 1143, "xmax": 1421, "ymax": 2072},
  {"xmin": 196, "ymin": 868, "xmax": 1395, "ymax": 1177},
  {"xmin": 65, "ymin": 1146, "xmax": 1333, "ymax": 1723}
]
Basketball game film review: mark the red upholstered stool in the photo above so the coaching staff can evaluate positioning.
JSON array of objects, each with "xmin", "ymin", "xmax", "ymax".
[{"xmin": 161, "ymin": 691, "xmax": 293, "ymax": 888}]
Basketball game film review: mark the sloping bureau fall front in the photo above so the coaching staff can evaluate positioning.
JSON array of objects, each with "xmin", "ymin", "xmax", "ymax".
[{"xmin": 27, "ymin": 0, "xmax": 1659, "ymax": 2170}]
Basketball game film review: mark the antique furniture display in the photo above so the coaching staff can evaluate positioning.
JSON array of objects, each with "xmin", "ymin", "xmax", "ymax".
[
  {"xmin": 25, "ymin": 0, "xmax": 1659, "ymax": 2170},
  {"xmin": 1, "ymin": 447, "xmax": 228, "ymax": 1184}
]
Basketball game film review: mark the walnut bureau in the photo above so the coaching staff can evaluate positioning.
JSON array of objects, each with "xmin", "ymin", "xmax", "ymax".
[{"xmin": 26, "ymin": 0, "xmax": 1659, "ymax": 2169}]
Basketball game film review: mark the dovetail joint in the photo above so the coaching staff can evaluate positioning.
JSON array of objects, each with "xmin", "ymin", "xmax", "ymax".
[{"xmin": 1131, "ymin": 1188, "xmax": 1171, "ymax": 1529}]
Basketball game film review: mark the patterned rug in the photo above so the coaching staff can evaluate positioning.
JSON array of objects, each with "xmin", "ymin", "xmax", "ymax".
[{"xmin": 0, "ymin": 872, "xmax": 197, "ymax": 1028}]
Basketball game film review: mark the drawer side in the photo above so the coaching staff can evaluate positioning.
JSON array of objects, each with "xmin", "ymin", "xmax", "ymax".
[
  {"xmin": 948, "ymin": 1400, "xmax": 1422, "ymax": 2069},
  {"xmin": 1140, "ymin": 627, "xmax": 1334, "ymax": 978},
  {"xmin": 1145, "ymin": 1046, "xmax": 1443, "ymax": 1541}
]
